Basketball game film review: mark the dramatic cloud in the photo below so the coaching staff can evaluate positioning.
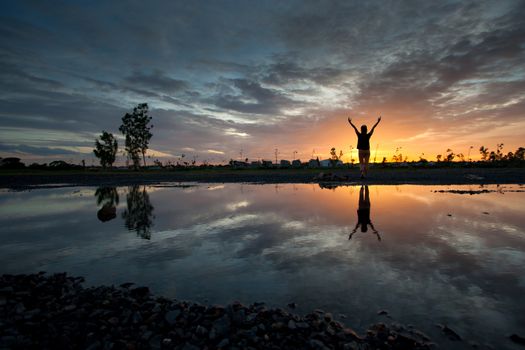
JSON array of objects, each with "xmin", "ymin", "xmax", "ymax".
[
  {"xmin": 0, "ymin": 143, "xmax": 78, "ymax": 156},
  {"xmin": 124, "ymin": 71, "xmax": 190, "ymax": 94},
  {"xmin": 1, "ymin": 0, "xmax": 524, "ymax": 163}
]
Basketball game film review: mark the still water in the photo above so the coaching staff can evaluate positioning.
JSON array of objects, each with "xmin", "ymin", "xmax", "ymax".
[{"xmin": 1, "ymin": 183, "xmax": 524, "ymax": 349}]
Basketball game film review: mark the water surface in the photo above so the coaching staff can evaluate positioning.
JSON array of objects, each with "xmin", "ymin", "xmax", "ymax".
[{"xmin": 1, "ymin": 183, "xmax": 524, "ymax": 349}]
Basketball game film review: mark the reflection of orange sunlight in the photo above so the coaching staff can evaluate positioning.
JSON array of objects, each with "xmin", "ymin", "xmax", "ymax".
[
  {"xmin": 242, "ymin": 184, "xmax": 441, "ymax": 227},
  {"xmin": 244, "ymin": 184, "xmax": 523, "ymax": 239}
]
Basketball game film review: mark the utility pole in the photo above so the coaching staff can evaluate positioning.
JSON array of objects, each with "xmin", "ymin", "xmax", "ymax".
[
  {"xmin": 275, "ymin": 148, "xmax": 279, "ymax": 164},
  {"xmin": 293, "ymin": 150, "xmax": 297, "ymax": 160}
]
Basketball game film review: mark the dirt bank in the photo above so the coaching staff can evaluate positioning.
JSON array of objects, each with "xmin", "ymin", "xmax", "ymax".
[{"xmin": 0, "ymin": 167, "xmax": 523, "ymax": 189}]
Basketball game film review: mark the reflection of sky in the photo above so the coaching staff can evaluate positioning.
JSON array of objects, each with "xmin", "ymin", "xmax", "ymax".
[{"xmin": 1, "ymin": 184, "xmax": 524, "ymax": 349}]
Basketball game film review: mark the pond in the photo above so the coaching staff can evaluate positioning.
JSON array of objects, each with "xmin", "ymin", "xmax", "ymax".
[{"xmin": 1, "ymin": 183, "xmax": 524, "ymax": 349}]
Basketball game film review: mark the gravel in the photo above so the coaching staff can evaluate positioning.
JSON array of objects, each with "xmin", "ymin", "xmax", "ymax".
[{"xmin": 0, "ymin": 272, "xmax": 435, "ymax": 349}]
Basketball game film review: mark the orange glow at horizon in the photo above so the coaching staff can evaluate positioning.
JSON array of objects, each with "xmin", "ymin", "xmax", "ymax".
[{"xmin": 241, "ymin": 109, "xmax": 525, "ymax": 163}]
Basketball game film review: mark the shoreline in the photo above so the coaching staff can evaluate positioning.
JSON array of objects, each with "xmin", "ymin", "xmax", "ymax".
[
  {"xmin": 0, "ymin": 272, "xmax": 434, "ymax": 349},
  {"xmin": 1, "ymin": 167, "xmax": 524, "ymax": 190}
]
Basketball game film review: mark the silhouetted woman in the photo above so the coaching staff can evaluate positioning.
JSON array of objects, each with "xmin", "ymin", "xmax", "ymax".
[
  {"xmin": 349, "ymin": 185, "xmax": 380, "ymax": 241},
  {"xmin": 348, "ymin": 116, "xmax": 381, "ymax": 179}
]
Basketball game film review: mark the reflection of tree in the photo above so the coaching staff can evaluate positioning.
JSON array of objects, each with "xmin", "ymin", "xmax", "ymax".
[
  {"xmin": 318, "ymin": 183, "xmax": 339, "ymax": 190},
  {"xmin": 122, "ymin": 185, "xmax": 155, "ymax": 239},
  {"xmin": 95, "ymin": 187, "xmax": 119, "ymax": 222},
  {"xmin": 96, "ymin": 187, "xmax": 119, "ymax": 206}
]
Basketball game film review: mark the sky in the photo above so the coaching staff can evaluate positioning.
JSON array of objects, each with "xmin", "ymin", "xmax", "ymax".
[{"xmin": 1, "ymin": 0, "xmax": 524, "ymax": 164}]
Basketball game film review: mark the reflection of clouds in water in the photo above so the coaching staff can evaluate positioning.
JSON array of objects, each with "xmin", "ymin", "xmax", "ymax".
[
  {"xmin": 0, "ymin": 188, "xmax": 94, "ymax": 218},
  {"xmin": 435, "ymin": 225, "xmax": 486, "ymax": 250},
  {"xmin": 391, "ymin": 191, "xmax": 434, "ymax": 205},
  {"xmin": 226, "ymin": 200, "xmax": 249, "ymax": 211},
  {"xmin": 261, "ymin": 226, "xmax": 346, "ymax": 258},
  {"xmin": 8, "ymin": 185, "xmax": 524, "ymax": 292},
  {"xmin": 282, "ymin": 220, "xmax": 306, "ymax": 230},
  {"xmin": 97, "ymin": 214, "xmax": 270, "ymax": 265},
  {"xmin": 114, "ymin": 209, "xmax": 348, "ymax": 269},
  {"xmin": 1, "ymin": 184, "xmax": 525, "ymax": 347}
]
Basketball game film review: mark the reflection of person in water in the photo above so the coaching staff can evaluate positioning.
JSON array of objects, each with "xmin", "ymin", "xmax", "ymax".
[
  {"xmin": 347, "ymin": 116, "xmax": 381, "ymax": 179},
  {"xmin": 349, "ymin": 185, "xmax": 381, "ymax": 241},
  {"xmin": 122, "ymin": 185, "xmax": 155, "ymax": 239},
  {"xmin": 95, "ymin": 187, "xmax": 119, "ymax": 222}
]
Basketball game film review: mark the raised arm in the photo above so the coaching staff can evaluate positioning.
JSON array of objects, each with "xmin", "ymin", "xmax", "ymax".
[
  {"xmin": 347, "ymin": 117, "xmax": 359, "ymax": 135},
  {"xmin": 349, "ymin": 224, "xmax": 359, "ymax": 240},
  {"xmin": 369, "ymin": 116, "xmax": 381, "ymax": 135}
]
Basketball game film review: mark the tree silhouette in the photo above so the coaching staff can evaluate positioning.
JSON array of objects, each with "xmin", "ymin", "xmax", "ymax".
[
  {"xmin": 329, "ymin": 147, "xmax": 342, "ymax": 167},
  {"xmin": 93, "ymin": 131, "xmax": 118, "ymax": 168},
  {"xmin": 479, "ymin": 146, "xmax": 489, "ymax": 161},
  {"xmin": 445, "ymin": 149, "xmax": 455, "ymax": 162},
  {"xmin": 122, "ymin": 185, "xmax": 155, "ymax": 239},
  {"xmin": 392, "ymin": 147, "xmax": 404, "ymax": 162},
  {"xmin": 496, "ymin": 143, "xmax": 504, "ymax": 161},
  {"xmin": 515, "ymin": 147, "xmax": 525, "ymax": 160},
  {"xmin": 119, "ymin": 103, "xmax": 153, "ymax": 169},
  {"xmin": 478, "ymin": 144, "xmax": 524, "ymax": 162}
]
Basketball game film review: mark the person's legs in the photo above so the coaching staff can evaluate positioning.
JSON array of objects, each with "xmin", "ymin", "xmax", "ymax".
[
  {"xmin": 363, "ymin": 151, "xmax": 371, "ymax": 176},
  {"xmin": 358, "ymin": 150, "xmax": 370, "ymax": 177},
  {"xmin": 358, "ymin": 150, "xmax": 366, "ymax": 177}
]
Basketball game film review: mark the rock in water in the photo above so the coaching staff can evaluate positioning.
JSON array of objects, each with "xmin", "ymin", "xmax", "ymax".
[
  {"xmin": 440, "ymin": 325, "xmax": 462, "ymax": 341},
  {"xmin": 165, "ymin": 309, "xmax": 181, "ymax": 325},
  {"xmin": 217, "ymin": 338, "xmax": 229, "ymax": 348},
  {"xmin": 212, "ymin": 315, "xmax": 231, "ymax": 336},
  {"xmin": 130, "ymin": 286, "xmax": 149, "ymax": 298},
  {"xmin": 510, "ymin": 334, "xmax": 525, "ymax": 345}
]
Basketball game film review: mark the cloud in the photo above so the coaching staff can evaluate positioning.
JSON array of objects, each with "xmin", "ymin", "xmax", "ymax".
[
  {"xmin": 207, "ymin": 149, "xmax": 225, "ymax": 154},
  {"xmin": 146, "ymin": 148, "xmax": 176, "ymax": 158},
  {"xmin": 262, "ymin": 59, "xmax": 349, "ymax": 87},
  {"xmin": 211, "ymin": 78, "xmax": 299, "ymax": 115},
  {"xmin": 0, "ymin": 90, "xmax": 125, "ymax": 134},
  {"xmin": 0, "ymin": 143, "xmax": 80, "ymax": 156},
  {"xmin": 394, "ymin": 130, "xmax": 440, "ymax": 143},
  {"xmin": 224, "ymin": 128, "xmax": 250, "ymax": 138},
  {"xmin": 353, "ymin": 3, "xmax": 525, "ymax": 114},
  {"xmin": 0, "ymin": 0, "xmax": 524, "ymax": 161},
  {"xmin": 0, "ymin": 64, "xmax": 63, "ymax": 89},
  {"xmin": 123, "ymin": 71, "xmax": 190, "ymax": 94}
]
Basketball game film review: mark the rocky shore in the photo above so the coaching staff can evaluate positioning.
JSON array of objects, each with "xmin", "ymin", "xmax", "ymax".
[{"xmin": 1, "ymin": 273, "xmax": 434, "ymax": 349}]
